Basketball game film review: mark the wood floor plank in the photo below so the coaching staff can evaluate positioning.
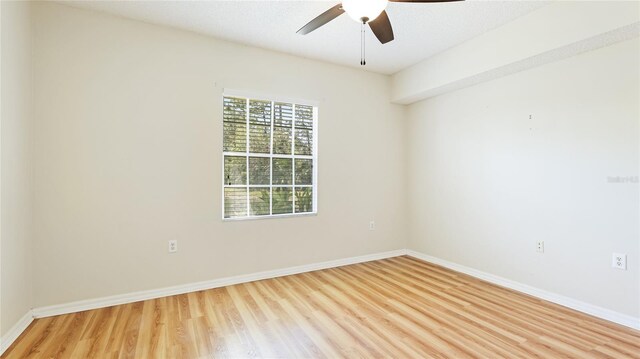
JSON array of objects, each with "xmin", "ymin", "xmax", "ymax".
[{"xmin": 3, "ymin": 256, "xmax": 639, "ymax": 358}]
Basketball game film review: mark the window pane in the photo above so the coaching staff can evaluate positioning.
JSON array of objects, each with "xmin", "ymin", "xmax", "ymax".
[
  {"xmin": 295, "ymin": 105, "xmax": 313, "ymax": 155},
  {"xmin": 249, "ymin": 157, "xmax": 270, "ymax": 185},
  {"xmin": 272, "ymin": 187, "xmax": 293, "ymax": 215},
  {"xmin": 295, "ymin": 187, "xmax": 313, "ymax": 213},
  {"xmin": 224, "ymin": 187, "xmax": 247, "ymax": 218},
  {"xmin": 224, "ymin": 156, "xmax": 246, "ymax": 185},
  {"xmin": 273, "ymin": 102, "xmax": 293, "ymax": 155},
  {"xmin": 223, "ymin": 97, "xmax": 246, "ymax": 152},
  {"xmin": 249, "ymin": 188, "xmax": 270, "ymax": 216},
  {"xmin": 295, "ymin": 159, "xmax": 312, "ymax": 185},
  {"xmin": 294, "ymin": 128, "xmax": 312, "ymax": 155},
  {"xmin": 273, "ymin": 158, "xmax": 292, "ymax": 185},
  {"xmin": 222, "ymin": 95, "xmax": 316, "ymax": 219},
  {"xmin": 249, "ymin": 100, "xmax": 271, "ymax": 153}
]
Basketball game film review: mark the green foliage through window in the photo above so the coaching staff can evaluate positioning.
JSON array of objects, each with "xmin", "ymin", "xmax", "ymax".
[{"xmin": 223, "ymin": 95, "xmax": 316, "ymax": 219}]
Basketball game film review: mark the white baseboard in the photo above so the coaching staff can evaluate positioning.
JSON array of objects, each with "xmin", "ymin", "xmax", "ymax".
[
  {"xmin": 12, "ymin": 247, "xmax": 637, "ymax": 353},
  {"xmin": 0, "ymin": 311, "xmax": 34, "ymax": 356},
  {"xmin": 32, "ymin": 249, "xmax": 407, "ymax": 319},
  {"xmin": 405, "ymin": 249, "xmax": 640, "ymax": 331}
]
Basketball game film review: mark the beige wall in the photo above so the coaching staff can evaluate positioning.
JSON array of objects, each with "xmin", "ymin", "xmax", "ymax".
[
  {"xmin": 31, "ymin": 3, "xmax": 407, "ymax": 307},
  {"xmin": 391, "ymin": 1, "xmax": 639, "ymax": 104},
  {"xmin": 406, "ymin": 38, "xmax": 639, "ymax": 317},
  {"xmin": 1, "ymin": 0, "xmax": 34, "ymax": 336}
]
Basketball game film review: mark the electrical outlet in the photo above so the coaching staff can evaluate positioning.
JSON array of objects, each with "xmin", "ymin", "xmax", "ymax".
[
  {"xmin": 612, "ymin": 253, "xmax": 627, "ymax": 270},
  {"xmin": 536, "ymin": 240, "xmax": 544, "ymax": 253},
  {"xmin": 168, "ymin": 240, "xmax": 178, "ymax": 253},
  {"xmin": 369, "ymin": 221, "xmax": 375, "ymax": 231}
]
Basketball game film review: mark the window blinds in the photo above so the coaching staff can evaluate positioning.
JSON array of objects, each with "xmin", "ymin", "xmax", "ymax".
[{"xmin": 222, "ymin": 96, "xmax": 316, "ymax": 219}]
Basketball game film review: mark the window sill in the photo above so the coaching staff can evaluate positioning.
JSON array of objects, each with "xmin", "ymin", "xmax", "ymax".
[{"xmin": 222, "ymin": 212, "xmax": 318, "ymax": 222}]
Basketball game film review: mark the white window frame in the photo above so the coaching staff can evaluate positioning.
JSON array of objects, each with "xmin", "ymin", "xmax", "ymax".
[{"xmin": 221, "ymin": 89, "xmax": 318, "ymax": 221}]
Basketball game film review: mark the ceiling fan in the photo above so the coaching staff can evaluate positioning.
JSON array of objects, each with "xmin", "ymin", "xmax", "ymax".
[{"xmin": 297, "ymin": 0, "xmax": 464, "ymax": 65}]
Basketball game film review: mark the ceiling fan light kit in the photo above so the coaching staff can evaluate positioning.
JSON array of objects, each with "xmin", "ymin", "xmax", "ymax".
[
  {"xmin": 342, "ymin": 0, "xmax": 388, "ymax": 23},
  {"xmin": 297, "ymin": 0, "xmax": 464, "ymax": 65}
]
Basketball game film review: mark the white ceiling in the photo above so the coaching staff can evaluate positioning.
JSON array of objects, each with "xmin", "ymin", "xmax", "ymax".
[{"xmin": 61, "ymin": 0, "xmax": 550, "ymax": 75}]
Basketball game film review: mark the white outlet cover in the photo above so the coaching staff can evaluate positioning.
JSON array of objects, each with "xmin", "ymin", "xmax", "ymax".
[
  {"xmin": 168, "ymin": 240, "xmax": 178, "ymax": 253},
  {"xmin": 612, "ymin": 253, "xmax": 627, "ymax": 270}
]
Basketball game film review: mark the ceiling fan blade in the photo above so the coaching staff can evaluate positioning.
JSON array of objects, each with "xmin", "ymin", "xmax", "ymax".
[
  {"xmin": 368, "ymin": 10, "xmax": 394, "ymax": 44},
  {"xmin": 389, "ymin": 0, "xmax": 464, "ymax": 2},
  {"xmin": 297, "ymin": 4, "xmax": 345, "ymax": 35}
]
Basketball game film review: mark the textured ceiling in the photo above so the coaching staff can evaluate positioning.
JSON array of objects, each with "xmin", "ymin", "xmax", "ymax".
[{"xmin": 61, "ymin": 0, "xmax": 550, "ymax": 75}]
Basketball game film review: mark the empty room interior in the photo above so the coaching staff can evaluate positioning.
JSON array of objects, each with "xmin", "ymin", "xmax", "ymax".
[{"xmin": 1, "ymin": 0, "xmax": 639, "ymax": 357}]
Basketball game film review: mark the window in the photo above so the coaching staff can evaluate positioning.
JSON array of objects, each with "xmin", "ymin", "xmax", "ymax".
[{"xmin": 222, "ymin": 93, "xmax": 317, "ymax": 219}]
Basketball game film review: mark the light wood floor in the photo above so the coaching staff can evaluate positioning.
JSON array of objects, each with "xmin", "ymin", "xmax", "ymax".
[{"xmin": 3, "ymin": 256, "xmax": 640, "ymax": 358}]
